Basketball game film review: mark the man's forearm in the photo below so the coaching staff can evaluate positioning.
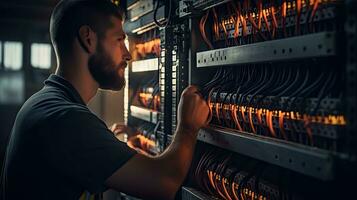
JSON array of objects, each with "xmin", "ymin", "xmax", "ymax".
[
  {"xmin": 155, "ymin": 126, "xmax": 199, "ymax": 198},
  {"xmin": 160, "ymin": 126, "xmax": 199, "ymax": 179}
]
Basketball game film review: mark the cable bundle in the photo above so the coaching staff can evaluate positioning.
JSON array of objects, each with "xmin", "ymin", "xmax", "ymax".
[
  {"xmin": 136, "ymin": 78, "xmax": 160, "ymax": 111},
  {"xmin": 134, "ymin": 38, "xmax": 161, "ymax": 58},
  {"xmin": 132, "ymin": 29, "xmax": 161, "ymax": 60},
  {"xmin": 129, "ymin": 122, "xmax": 161, "ymax": 155},
  {"xmin": 198, "ymin": 0, "xmax": 341, "ymax": 49},
  {"xmin": 194, "ymin": 150, "xmax": 281, "ymax": 200},
  {"xmin": 202, "ymin": 64, "xmax": 345, "ymax": 151}
]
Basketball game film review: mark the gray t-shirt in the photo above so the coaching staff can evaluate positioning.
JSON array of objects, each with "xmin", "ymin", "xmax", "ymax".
[{"xmin": 1, "ymin": 74, "xmax": 136, "ymax": 200}]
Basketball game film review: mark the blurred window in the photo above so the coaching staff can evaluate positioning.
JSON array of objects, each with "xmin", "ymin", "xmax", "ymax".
[
  {"xmin": 31, "ymin": 43, "xmax": 52, "ymax": 69},
  {"xmin": 4, "ymin": 41, "xmax": 23, "ymax": 70}
]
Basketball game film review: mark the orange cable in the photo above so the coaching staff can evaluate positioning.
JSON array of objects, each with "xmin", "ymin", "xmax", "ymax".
[
  {"xmin": 222, "ymin": 178, "xmax": 233, "ymax": 200},
  {"xmin": 303, "ymin": 114, "xmax": 314, "ymax": 146},
  {"xmin": 256, "ymin": 108, "xmax": 263, "ymax": 125},
  {"xmin": 267, "ymin": 110, "xmax": 276, "ymax": 137},
  {"xmin": 214, "ymin": 173, "xmax": 228, "ymax": 200},
  {"xmin": 257, "ymin": 0, "xmax": 263, "ymax": 30},
  {"xmin": 282, "ymin": 0, "xmax": 287, "ymax": 37},
  {"xmin": 216, "ymin": 102, "xmax": 222, "ymax": 124},
  {"xmin": 232, "ymin": 1, "xmax": 241, "ymax": 42},
  {"xmin": 248, "ymin": 107, "xmax": 256, "ymax": 134},
  {"xmin": 231, "ymin": 182, "xmax": 239, "ymax": 200},
  {"xmin": 262, "ymin": 9, "xmax": 272, "ymax": 38},
  {"xmin": 278, "ymin": 110, "xmax": 288, "ymax": 140},
  {"xmin": 208, "ymin": 170, "xmax": 217, "ymax": 190},
  {"xmin": 238, "ymin": 2, "xmax": 248, "ymax": 37},
  {"xmin": 240, "ymin": 106, "xmax": 247, "ymax": 124},
  {"xmin": 221, "ymin": 19, "xmax": 229, "ymax": 46},
  {"xmin": 222, "ymin": 103, "xmax": 231, "ymax": 126},
  {"xmin": 212, "ymin": 7, "xmax": 220, "ymax": 41},
  {"xmin": 232, "ymin": 105, "xmax": 243, "ymax": 131},
  {"xmin": 271, "ymin": 5, "xmax": 278, "ymax": 39},
  {"xmin": 309, "ymin": 0, "xmax": 320, "ymax": 32},
  {"xmin": 200, "ymin": 10, "xmax": 214, "ymax": 49}
]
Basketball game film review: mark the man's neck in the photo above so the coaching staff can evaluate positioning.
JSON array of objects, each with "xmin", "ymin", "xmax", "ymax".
[{"xmin": 55, "ymin": 66, "xmax": 98, "ymax": 105}]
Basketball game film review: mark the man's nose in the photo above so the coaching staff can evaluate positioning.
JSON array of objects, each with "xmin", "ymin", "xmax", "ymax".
[{"xmin": 124, "ymin": 48, "xmax": 132, "ymax": 61}]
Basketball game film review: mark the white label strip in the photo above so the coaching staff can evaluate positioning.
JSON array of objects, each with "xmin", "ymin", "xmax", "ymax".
[{"xmin": 132, "ymin": 58, "xmax": 159, "ymax": 72}]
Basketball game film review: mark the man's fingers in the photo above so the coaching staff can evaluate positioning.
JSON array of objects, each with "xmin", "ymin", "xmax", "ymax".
[
  {"xmin": 113, "ymin": 129, "xmax": 124, "ymax": 135},
  {"xmin": 110, "ymin": 123, "xmax": 118, "ymax": 132},
  {"xmin": 182, "ymin": 85, "xmax": 208, "ymax": 101},
  {"xmin": 182, "ymin": 85, "xmax": 199, "ymax": 95},
  {"xmin": 110, "ymin": 123, "xmax": 128, "ymax": 134}
]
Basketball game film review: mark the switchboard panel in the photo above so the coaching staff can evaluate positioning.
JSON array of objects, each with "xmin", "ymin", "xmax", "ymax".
[{"xmin": 123, "ymin": 0, "xmax": 356, "ymax": 199}]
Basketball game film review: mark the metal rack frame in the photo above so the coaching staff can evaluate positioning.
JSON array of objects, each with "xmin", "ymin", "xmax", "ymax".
[
  {"xmin": 159, "ymin": 26, "xmax": 174, "ymax": 148},
  {"xmin": 198, "ymin": 127, "xmax": 337, "ymax": 180}
]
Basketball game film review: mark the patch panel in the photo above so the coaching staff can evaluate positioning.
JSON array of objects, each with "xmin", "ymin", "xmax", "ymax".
[{"xmin": 197, "ymin": 31, "xmax": 336, "ymax": 67}]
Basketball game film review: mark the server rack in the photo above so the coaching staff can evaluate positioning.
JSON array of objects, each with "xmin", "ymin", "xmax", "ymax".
[
  {"xmin": 124, "ymin": 0, "xmax": 165, "ymax": 154},
  {"xmin": 174, "ymin": 0, "xmax": 357, "ymax": 199},
  {"xmin": 122, "ymin": 0, "xmax": 356, "ymax": 199}
]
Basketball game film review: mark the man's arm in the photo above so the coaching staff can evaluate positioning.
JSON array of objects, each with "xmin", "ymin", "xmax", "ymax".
[{"xmin": 105, "ymin": 86, "xmax": 210, "ymax": 199}]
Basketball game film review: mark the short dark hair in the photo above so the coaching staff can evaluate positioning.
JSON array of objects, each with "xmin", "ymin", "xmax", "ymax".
[{"xmin": 50, "ymin": 0, "xmax": 122, "ymax": 56}]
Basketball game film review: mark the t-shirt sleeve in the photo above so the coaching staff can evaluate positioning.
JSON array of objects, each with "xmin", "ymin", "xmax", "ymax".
[{"xmin": 41, "ymin": 108, "xmax": 137, "ymax": 194}]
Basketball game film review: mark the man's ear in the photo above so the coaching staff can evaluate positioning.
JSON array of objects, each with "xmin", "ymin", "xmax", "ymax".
[{"xmin": 77, "ymin": 25, "xmax": 97, "ymax": 54}]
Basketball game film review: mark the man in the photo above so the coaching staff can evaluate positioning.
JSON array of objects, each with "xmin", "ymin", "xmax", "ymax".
[{"xmin": 0, "ymin": 0, "xmax": 210, "ymax": 199}]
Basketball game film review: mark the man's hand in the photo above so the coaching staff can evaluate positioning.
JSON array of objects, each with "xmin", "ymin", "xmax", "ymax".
[
  {"xmin": 177, "ymin": 85, "xmax": 211, "ymax": 133},
  {"xmin": 110, "ymin": 123, "xmax": 155, "ymax": 155},
  {"xmin": 105, "ymin": 85, "xmax": 211, "ymax": 200},
  {"xmin": 110, "ymin": 123, "xmax": 137, "ymax": 137}
]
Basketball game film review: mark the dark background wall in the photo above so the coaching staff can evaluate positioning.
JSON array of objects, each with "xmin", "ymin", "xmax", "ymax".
[
  {"xmin": 0, "ymin": 0, "xmax": 60, "ymax": 173},
  {"xmin": 0, "ymin": 0, "xmax": 125, "ymax": 178}
]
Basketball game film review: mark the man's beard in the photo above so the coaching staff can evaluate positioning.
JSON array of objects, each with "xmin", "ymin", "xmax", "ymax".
[{"xmin": 88, "ymin": 44, "xmax": 126, "ymax": 91}]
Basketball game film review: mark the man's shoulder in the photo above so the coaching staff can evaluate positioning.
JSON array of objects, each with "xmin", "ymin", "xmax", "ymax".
[
  {"xmin": 16, "ymin": 87, "xmax": 91, "ymax": 130},
  {"xmin": 29, "ymin": 88, "xmax": 84, "ymax": 110}
]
